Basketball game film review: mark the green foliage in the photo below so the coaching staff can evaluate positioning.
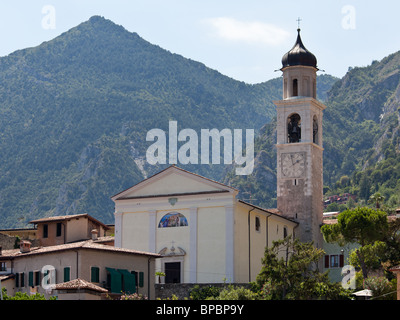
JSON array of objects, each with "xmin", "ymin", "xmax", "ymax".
[
  {"xmin": 189, "ymin": 285, "xmax": 221, "ymax": 300},
  {"xmin": 1, "ymin": 287, "xmax": 56, "ymax": 300},
  {"xmin": 364, "ymin": 276, "xmax": 396, "ymax": 300},
  {"xmin": 206, "ymin": 285, "xmax": 259, "ymax": 300},
  {"xmin": 321, "ymin": 207, "xmax": 388, "ymax": 246},
  {"xmin": 256, "ymin": 237, "xmax": 351, "ymax": 300},
  {"xmin": 322, "ymin": 207, "xmax": 391, "ymax": 279},
  {"xmin": 348, "ymin": 241, "xmax": 387, "ymax": 274}
]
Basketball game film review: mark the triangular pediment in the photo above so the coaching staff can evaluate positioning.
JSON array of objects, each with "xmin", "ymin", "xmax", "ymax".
[{"xmin": 112, "ymin": 166, "xmax": 237, "ymax": 200}]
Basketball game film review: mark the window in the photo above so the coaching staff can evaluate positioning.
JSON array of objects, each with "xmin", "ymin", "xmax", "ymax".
[
  {"xmin": 29, "ymin": 270, "xmax": 41, "ymax": 287},
  {"xmin": 255, "ymin": 217, "xmax": 261, "ymax": 232},
  {"xmin": 324, "ymin": 254, "xmax": 344, "ymax": 268},
  {"xmin": 293, "ymin": 79, "xmax": 298, "ymax": 96},
  {"xmin": 56, "ymin": 223, "xmax": 62, "ymax": 237},
  {"xmin": 20, "ymin": 272, "xmax": 25, "ymax": 287},
  {"xmin": 43, "ymin": 224, "xmax": 48, "ymax": 238},
  {"xmin": 64, "ymin": 267, "xmax": 71, "ymax": 282},
  {"xmin": 313, "ymin": 115, "xmax": 319, "ymax": 144},
  {"xmin": 0, "ymin": 262, "xmax": 6, "ymax": 272},
  {"xmin": 91, "ymin": 266, "xmax": 100, "ymax": 283},
  {"xmin": 330, "ymin": 255, "xmax": 339, "ymax": 268},
  {"xmin": 283, "ymin": 226, "xmax": 288, "ymax": 238},
  {"xmin": 34, "ymin": 271, "xmax": 41, "ymax": 286}
]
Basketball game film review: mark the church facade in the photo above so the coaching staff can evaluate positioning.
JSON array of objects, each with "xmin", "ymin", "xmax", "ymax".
[{"xmin": 112, "ymin": 165, "xmax": 297, "ymax": 284}]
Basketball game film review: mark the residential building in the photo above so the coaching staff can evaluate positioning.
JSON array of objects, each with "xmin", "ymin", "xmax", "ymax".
[
  {"xmin": 29, "ymin": 213, "xmax": 111, "ymax": 247},
  {"xmin": 0, "ymin": 238, "xmax": 159, "ymax": 299}
]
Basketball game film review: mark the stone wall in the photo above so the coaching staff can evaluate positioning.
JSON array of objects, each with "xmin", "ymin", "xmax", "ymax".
[
  {"xmin": 0, "ymin": 233, "xmax": 18, "ymax": 250},
  {"xmin": 0, "ymin": 232, "xmax": 40, "ymax": 250},
  {"xmin": 155, "ymin": 283, "xmax": 251, "ymax": 300}
]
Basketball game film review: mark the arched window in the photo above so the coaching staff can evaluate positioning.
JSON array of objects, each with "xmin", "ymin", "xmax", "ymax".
[
  {"xmin": 255, "ymin": 216, "xmax": 261, "ymax": 232},
  {"xmin": 292, "ymin": 79, "xmax": 298, "ymax": 96},
  {"xmin": 158, "ymin": 212, "xmax": 188, "ymax": 228},
  {"xmin": 313, "ymin": 115, "xmax": 318, "ymax": 144},
  {"xmin": 287, "ymin": 113, "xmax": 301, "ymax": 143}
]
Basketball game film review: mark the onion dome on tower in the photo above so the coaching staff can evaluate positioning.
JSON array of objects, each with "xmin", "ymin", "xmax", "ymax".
[{"xmin": 281, "ymin": 28, "xmax": 317, "ymax": 69}]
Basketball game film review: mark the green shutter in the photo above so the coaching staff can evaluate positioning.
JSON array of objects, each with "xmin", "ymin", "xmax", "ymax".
[
  {"xmin": 28, "ymin": 271, "xmax": 33, "ymax": 287},
  {"xmin": 106, "ymin": 268, "xmax": 122, "ymax": 294},
  {"xmin": 91, "ymin": 267, "xmax": 99, "ymax": 283},
  {"xmin": 139, "ymin": 272, "xmax": 144, "ymax": 288},
  {"xmin": 64, "ymin": 267, "xmax": 70, "ymax": 282},
  {"xmin": 117, "ymin": 269, "xmax": 136, "ymax": 294}
]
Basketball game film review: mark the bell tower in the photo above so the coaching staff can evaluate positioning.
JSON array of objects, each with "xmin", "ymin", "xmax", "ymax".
[{"xmin": 274, "ymin": 28, "xmax": 326, "ymax": 247}]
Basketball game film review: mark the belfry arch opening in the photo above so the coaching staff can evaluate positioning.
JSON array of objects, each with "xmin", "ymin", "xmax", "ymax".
[
  {"xmin": 287, "ymin": 113, "xmax": 301, "ymax": 143},
  {"xmin": 313, "ymin": 115, "xmax": 319, "ymax": 145}
]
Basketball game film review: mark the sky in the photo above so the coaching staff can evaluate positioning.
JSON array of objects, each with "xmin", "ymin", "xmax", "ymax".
[{"xmin": 0, "ymin": 0, "xmax": 399, "ymax": 84}]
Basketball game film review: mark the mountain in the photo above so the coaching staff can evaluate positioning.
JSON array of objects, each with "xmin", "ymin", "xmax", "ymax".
[
  {"xmin": 0, "ymin": 16, "xmax": 299, "ymax": 228},
  {"xmin": 320, "ymin": 52, "xmax": 400, "ymax": 208}
]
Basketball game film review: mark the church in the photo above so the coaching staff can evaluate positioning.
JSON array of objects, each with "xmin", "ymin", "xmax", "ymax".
[{"xmin": 112, "ymin": 27, "xmax": 328, "ymax": 285}]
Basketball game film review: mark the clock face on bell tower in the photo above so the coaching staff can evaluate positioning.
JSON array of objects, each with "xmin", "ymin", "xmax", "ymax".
[
  {"xmin": 281, "ymin": 152, "xmax": 305, "ymax": 178},
  {"xmin": 274, "ymin": 27, "xmax": 326, "ymax": 248}
]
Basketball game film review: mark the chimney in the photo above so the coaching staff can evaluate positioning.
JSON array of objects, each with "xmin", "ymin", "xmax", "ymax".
[
  {"xmin": 20, "ymin": 240, "xmax": 31, "ymax": 253},
  {"xmin": 91, "ymin": 229, "xmax": 98, "ymax": 240}
]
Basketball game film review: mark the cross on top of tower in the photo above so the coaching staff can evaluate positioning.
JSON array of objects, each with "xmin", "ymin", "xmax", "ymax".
[{"xmin": 296, "ymin": 17, "xmax": 302, "ymax": 30}]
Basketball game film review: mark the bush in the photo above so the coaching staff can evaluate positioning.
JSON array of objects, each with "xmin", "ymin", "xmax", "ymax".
[
  {"xmin": 206, "ymin": 285, "xmax": 259, "ymax": 300},
  {"xmin": 120, "ymin": 293, "xmax": 148, "ymax": 300},
  {"xmin": 1, "ymin": 287, "xmax": 56, "ymax": 300},
  {"xmin": 364, "ymin": 276, "xmax": 396, "ymax": 300},
  {"xmin": 189, "ymin": 285, "xmax": 221, "ymax": 300}
]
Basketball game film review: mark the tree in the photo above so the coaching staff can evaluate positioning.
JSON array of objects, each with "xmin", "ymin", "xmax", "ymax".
[
  {"xmin": 368, "ymin": 192, "xmax": 385, "ymax": 209},
  {"xmin": 359, "ymin": 175, "xmax": 371, "ymax": 201},
  {"xmin": 256, "ymin": 237, "xmax": 350, "ymax": 300},
  {"xmin": 321, "ymin": 207, "xmax": 388, "ymax": 279}
]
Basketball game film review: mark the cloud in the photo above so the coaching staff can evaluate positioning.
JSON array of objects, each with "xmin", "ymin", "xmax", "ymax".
[{"xmin": 204, "ymin": 17, "xmax": 290, "ymax": 46}]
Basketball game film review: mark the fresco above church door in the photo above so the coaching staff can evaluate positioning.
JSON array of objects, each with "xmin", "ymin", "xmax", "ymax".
[{"xmin": 158, "ymin": 212, "xmax": 188, "ymax": 228}]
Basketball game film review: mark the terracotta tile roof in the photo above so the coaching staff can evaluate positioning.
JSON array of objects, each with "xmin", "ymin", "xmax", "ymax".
[
  {"xmin": 29, "ymin": 213, "xmax": 109, "ymax": 229},
  {"xmin": 0, "ymin": 239, "xmax": 160, "ymax": 259},
  {"xmin": 322, "ymin": 218, "xmax": 338, "ymax": 225},
  {"xmin": 389, "ymin": 265, "xmax": 400, "ymax": 272},
  {"xmin": 0, "ymin": 274, "xmax": 14, "ymax": 281},
  {"xmin": 54, "ymin": 278, "xmax": 108, "ymax": 293}
]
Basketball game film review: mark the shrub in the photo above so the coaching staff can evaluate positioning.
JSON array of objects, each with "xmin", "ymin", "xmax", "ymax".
[{"xmin": 190, "ymin": 285, "xmax": 221, "ymax": 300}]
